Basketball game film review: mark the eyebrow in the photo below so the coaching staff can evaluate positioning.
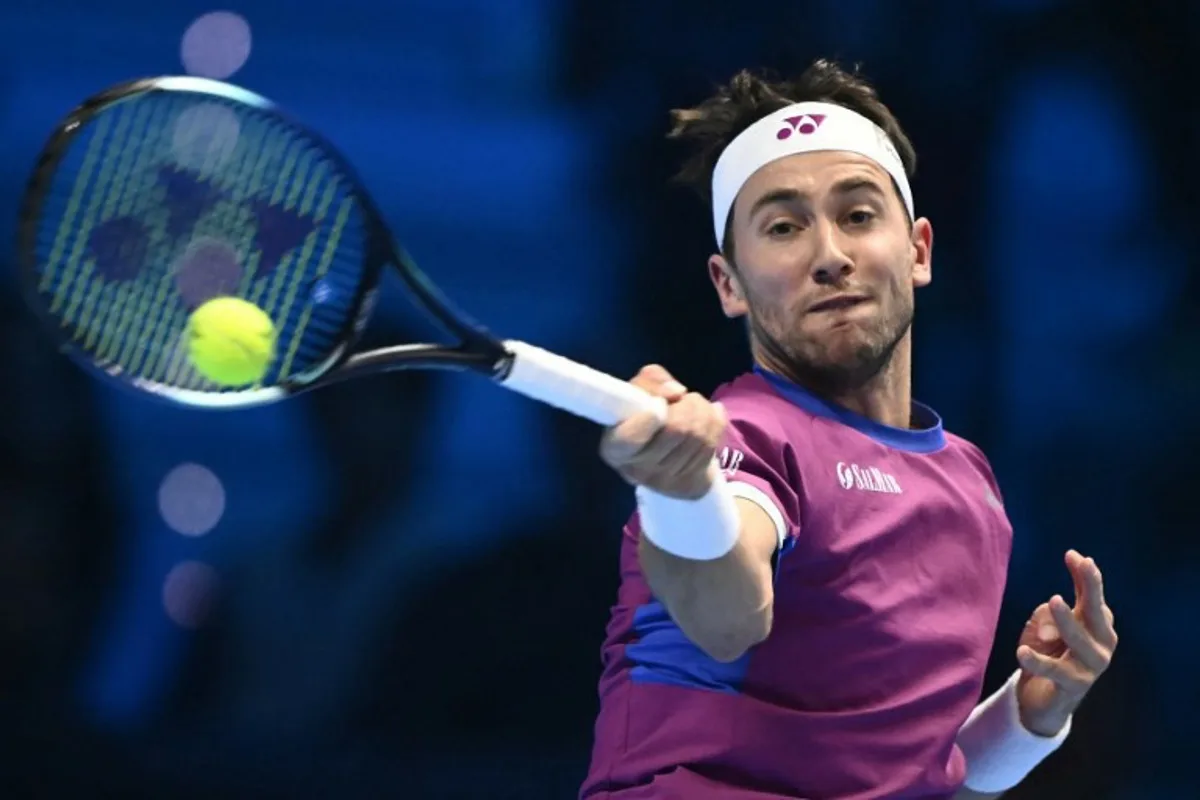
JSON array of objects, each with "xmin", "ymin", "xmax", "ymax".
[{"xmin": 746, "ymin": 177, "xmax": 887, "ymax": 220}]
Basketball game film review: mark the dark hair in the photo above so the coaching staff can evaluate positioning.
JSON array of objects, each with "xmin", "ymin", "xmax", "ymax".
[{"xmin": 668, "ymin": 59, "xmax": 917, "ymax": 256}]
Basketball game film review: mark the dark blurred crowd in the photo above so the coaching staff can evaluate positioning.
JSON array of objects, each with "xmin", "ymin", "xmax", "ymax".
[{"xmin": 1, "ymin": 1, "xmax": 1195, "ymax": 796}]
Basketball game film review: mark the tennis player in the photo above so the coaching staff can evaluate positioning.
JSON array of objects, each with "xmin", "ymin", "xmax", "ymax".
[{"xmin": 581, "ymin": 60, "xmax": 1118, "ymax": 800}]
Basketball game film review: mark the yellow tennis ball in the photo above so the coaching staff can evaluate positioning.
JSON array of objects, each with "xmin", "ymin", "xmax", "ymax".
[{"xmin": 186, "ymin": 297, "xmax": 277, "ymax": 387}]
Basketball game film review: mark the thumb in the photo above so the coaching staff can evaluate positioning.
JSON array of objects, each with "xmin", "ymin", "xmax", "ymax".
[
  {"xmin": 632, "ymin": 364, "xmax": 687, "ymax": 401},
  {"xmin": 1017, "ymin": 645, "xmax": 1059, "ymax": 678},
  {"xmin": 1019, "ymin": 603, "xmax": 1060, "ymax": 648},
  {"xmin": 600, "ymin": 409, "xmax": 667, "ymax": 465}
]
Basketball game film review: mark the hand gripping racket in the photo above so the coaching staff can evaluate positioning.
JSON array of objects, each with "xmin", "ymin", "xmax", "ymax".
[{"xmin": 17, "ymin": 76, "xmax": 665, "ymax": 428}]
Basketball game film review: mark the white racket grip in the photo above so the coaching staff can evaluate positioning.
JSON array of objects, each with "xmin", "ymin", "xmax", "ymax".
[{"xmin": 499, "ymin": 340, "xmax": 667, "ymax": 426}]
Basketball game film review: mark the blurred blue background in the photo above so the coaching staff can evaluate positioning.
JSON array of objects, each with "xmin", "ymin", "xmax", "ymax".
[{"xmin": 0, "ymin": 0, "xmax": 1191, "ymax": 797}]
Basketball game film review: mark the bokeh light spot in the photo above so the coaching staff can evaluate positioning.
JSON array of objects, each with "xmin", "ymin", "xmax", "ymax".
[
  {"xmin": 174, "ymin": 237, "xmax": 244, "ymax": 309},
  {"xmin": 171, "ymin": 102, "xmax": 241, "ymax": 173},
  {"xmin": 158, "ymin": 462, "xmax": 226, "ymax": 536},
  {"xmin": 163, "ymin": 561, "xmax": 220, "ymax": 629},
  {"xmin": 180, "ymin": 11, "xmax": 252, "ymax": 79}
]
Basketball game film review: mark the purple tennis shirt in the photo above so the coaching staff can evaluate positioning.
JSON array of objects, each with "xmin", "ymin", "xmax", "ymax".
[{"xmin": 580, "ymin": 368, "xmax": 1013, "ymax": 799}]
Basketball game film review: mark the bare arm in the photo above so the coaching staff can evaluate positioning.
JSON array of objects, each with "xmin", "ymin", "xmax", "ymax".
[
  {"xmin": 638, "ymin": 497, "xmax": 780, "ymax": 662},
  {"xmin": 600, "ymin": 364, "xmax": 786, "ymax": 663}
]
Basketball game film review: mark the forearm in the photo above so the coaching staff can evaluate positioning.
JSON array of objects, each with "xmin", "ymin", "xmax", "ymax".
[
  {"xmin": 638, "ymin": 529, "xmax": 774, "ymax": 661},
  {"xmin": 635, "ymin": 492, "xmax": 780, "ymax": 662}
]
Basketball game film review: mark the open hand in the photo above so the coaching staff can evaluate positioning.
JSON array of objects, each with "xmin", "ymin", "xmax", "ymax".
[{"xmin": 1015, "ymin": 550, "xmax": 1118, "ymax": 736}]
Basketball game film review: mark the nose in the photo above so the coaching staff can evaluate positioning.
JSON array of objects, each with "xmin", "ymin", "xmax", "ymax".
[{"xmin": 810, "ymin": 223, "xmax": 854, "ymax": 285}]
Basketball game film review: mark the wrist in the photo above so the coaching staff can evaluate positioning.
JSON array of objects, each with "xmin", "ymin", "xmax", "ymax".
[
  {"xmin": 1021, "ymin": 707, "xmax": 1072, "ymax": 738},
  {"xmin": 956, "ymin": 670, "xmax": 1071, "ymax": 792},
  {"xmin": 636, "ymin": 472, "xmax": 740, "ymax": 560}
]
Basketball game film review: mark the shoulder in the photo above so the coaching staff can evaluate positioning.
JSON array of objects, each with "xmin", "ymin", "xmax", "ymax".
[
  {"xmin": 942, "ymin": 429, "xmax": 1005, "ymax": 497},
  {"xmin": 943, "ymin": 430, "xmax": 995, "ymax": 474},
  {"xmin": 710, "ymin": 372, "xmax": 812, "ymax": 452},
  {"xmin": 707, "ymin": 373, "xmax": 808, "ymax": 536}
]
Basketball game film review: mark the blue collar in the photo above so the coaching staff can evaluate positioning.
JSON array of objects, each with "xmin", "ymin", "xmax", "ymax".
[{"xmin": 755, "ymin": 366, "xmax": 947, "ymax": 453}]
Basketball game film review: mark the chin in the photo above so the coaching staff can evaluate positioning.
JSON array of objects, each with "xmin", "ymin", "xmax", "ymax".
[
  {"xmin": 792, "ymin": 334, "xmax": 890, "ymax": 379},
  {"xmin": 819, "ymin": 328, "xmax": 879, "ymax": 359}
]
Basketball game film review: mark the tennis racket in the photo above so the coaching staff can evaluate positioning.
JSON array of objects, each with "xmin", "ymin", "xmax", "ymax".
[{"xmin": 17, "ymin": 76, "xmax": 665, "ymax": 428}]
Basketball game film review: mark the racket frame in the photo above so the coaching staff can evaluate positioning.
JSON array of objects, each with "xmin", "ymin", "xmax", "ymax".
[{"xmin": 16, "ymin": 76, "xmax": 513, "ymax": 408}]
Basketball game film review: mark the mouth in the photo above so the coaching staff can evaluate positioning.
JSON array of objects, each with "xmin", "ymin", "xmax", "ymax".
[{"xmin": 808, "ymin": 295, "xmax": 869, "ymax": 313}]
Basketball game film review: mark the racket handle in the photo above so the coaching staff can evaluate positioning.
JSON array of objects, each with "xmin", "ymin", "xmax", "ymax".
[{"xmin": 499, "ymin": 340, "xmax": 668, "ymax": 426}]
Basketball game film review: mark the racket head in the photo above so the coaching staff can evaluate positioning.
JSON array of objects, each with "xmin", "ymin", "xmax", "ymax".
[{"xmin": 17, "ymin": 76, "xmax": 397, "ymax": 408}]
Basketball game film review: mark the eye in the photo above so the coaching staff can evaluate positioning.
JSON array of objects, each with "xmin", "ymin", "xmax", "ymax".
[
  {"xmin": 766, "ymin": 220, "xmax": 800, "ymax": 237},
  {"xmin": 845, "ymin": 209, "xmax": 876, "ymax": 226}
]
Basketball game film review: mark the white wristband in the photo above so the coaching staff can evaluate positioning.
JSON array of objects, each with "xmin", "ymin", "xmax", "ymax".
[
  {"xmin": 957, "ymin": 669, "xmax": 1072, "ymax": 792},
  {"xmin": 635, "ymin": 474, "xmax": 740, "ymax": 560}
]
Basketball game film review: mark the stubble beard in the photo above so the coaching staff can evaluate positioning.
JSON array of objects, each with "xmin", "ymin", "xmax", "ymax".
[{"xmin": 746, "ymin": 292, "xmax": 913, "ymax": 397}]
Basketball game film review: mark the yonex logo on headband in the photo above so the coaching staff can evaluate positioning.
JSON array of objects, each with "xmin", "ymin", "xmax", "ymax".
[
  {"xmin": 777, "ymin": 114, "xmax": 826, "ymax": 139},
  {"xmin": 710, "ymin": 101, "xmax": 915, "ymax": 249}
]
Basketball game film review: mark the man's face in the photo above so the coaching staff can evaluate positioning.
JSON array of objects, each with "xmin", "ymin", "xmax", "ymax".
[{"xmin": 709, "ymin": 151, "xmax": 933, "ymax": 392}]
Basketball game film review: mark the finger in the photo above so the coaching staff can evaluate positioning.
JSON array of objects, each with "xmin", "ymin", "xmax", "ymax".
[
  {"xmin": 1065, "ymin": 550, "xmax": 1087, "ymax": 607},
  {"xmin": 1049, "ymin": 594, "xmax": 1109, "ymax": 674},
  {"xmin": 665, "ymin": 401, "xmax": 727, "ymax": 483},
  {"xmin": 620, "ymin": 393, "xmax": 715, "ymax": 472},
  {"xmin": 1063, "ymin": 552, "xmax": 1117, "ymax": 647},
  {"xmin": 706, "ymin": 401, "xmax": 728, "ymax": 452},
  {"xmin": 1018, "ymin": 603, "xmax": 1066, "ymax": 660},
  {"xmin": 1028, "ymin": 603, "xmax": 1060, "ymax": 645},
  {"xmin": 710, "ymin": 400, "xmax": 728, "ymax": 433},
  {"xmin": 1081, "ymin": 558, "xmax": 1117, "ymax": 646},
  {"xmin": 685, "ymin": 400, "xmax": 729, "ymax": 490},
  {"xmin": 668, "ymin": 393, "xmax": 725, "ymax": 462},
  {"xmin": 631, "ymin": 364, "xmax": 687, "ymax": 400},
  {"xmin": 1016, "ymin": 646, "xmax": 1091, "ymax": 696},
  {"xmin": 685, "ymin": 400, "xmax": 726, "ymax": 471}
]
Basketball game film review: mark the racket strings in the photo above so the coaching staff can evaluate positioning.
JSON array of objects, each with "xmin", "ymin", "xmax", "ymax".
[{"xmin": 29, "ymin": 90, "xmax": 370, "ymax": 392}]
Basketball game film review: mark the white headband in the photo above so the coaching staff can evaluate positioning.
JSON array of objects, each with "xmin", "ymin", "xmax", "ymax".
[{"xmin": 710, "ymin": 101, "xmax": 913, "ymax": 249}]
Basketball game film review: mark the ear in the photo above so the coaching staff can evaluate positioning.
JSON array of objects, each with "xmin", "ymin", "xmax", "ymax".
[
  {"xmin": 910, "ymin": 218, "xmax": 933, "ymax": 289},
  {"xmin": 708, "ymin": 254, "xmax": 748, "ymax": 318}
]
